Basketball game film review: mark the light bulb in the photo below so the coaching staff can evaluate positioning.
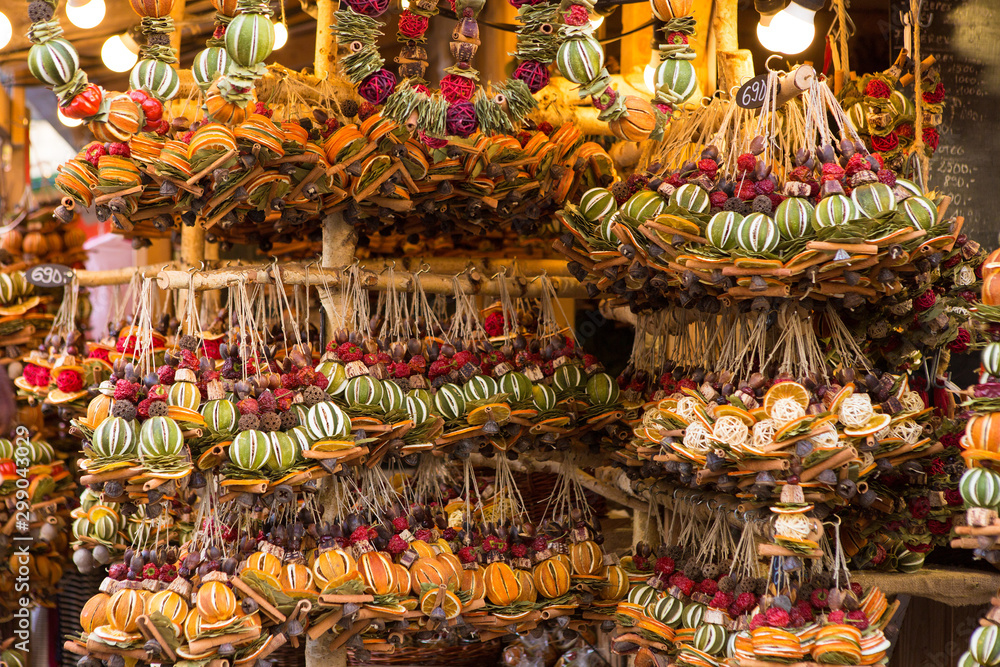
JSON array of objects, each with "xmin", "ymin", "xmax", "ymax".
[
  {"xmin": 756, "ymin": 1, "xmax": 817, "ymax": 55},
  {"xmin": 58, "ymin": 108, "xmax": 83, "ymax": 127},
  {"xmin": 0, "ymin": 12, "xmax": 12, "ymax": 50},
  {"xmin": 101, "ymin": 34, "xmax": 138, "ymax": 73},
  {"xmin": 401, "ymin": 0, "xmax": 409, "ymax": 8},
  {"xmin": 643, "ymin": 64, "xmax": 655, "ymax": 94},
  {"xmin": 273, "ymin": 22, "xmax": 287, "ymax": 49},
  {"xmin": 66, "ymin": 0, "xmax": 106, "ymax": 29}
]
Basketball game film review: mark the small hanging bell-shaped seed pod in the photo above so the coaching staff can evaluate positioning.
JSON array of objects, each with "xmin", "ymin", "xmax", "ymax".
[
  {"xmin": 107, "ymin": 653, "xmax": 126, "ymax": 667},
  {"xmin": 104, "ymin": 480, "xmax": 124, "ymax": 497},
  {"xmin": 95, "ymin": 204, "xmax": 111, "ymax": 221},
  {"xmin": 816, "ymin": 469, "xmax": 838, "ymax": 485},
  {"xmin": 828, "ymin": 587, "xmax": 843, "ymax": 611},
  {"xmin": 241, "ymin": 598, "xmax": 259, "ymax": 616},
  {"xmin": 159, "ymin": 180, "xmax": 179, "ymax": 197},
  {"xmin": 189, "ymin": 470, "xmax": 207, "ymax": 489},
  {"xmin": 285, "ymin": 619, "xmax": 304, "ymax": 637},
  {"xmin": 749, "ymin": 135, "xmax": 767, "ymax": 155},
  {"xmin": 836, "ymin": 479, "xmax": 858, "ymax": 500},
  {"xmin": 54, "ymin": 204, "xmax": 74, "ymax": 224},
  {"xmin": 73, "ymin": 548, "xmax": 95, "ymax": 572},
  {"xmin": 817, "ymin": 143, "xmax": 837, "ymax": 163},
  {"xmin": 217, "ymin": 643, "xmax": 236, "ymax": 657}
]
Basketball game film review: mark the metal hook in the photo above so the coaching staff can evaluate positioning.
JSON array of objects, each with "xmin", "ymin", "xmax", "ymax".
[
  {"xmin": 415, "ymin": 262, "xmax": 431, "ymax": 276},
  {"xmin": 764, "ymin": 54, "xmax": 784, "ymax": 73}
]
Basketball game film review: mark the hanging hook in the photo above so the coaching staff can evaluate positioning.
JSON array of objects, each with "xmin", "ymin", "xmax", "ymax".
[{"xmin": 764, "ymin": 54, "xmax": 785, "ymax": 73}]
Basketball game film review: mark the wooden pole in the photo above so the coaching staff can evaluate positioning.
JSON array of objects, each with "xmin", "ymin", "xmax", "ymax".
[
  {"xmin": 314, "ymin": 0, "xmax": 337, "ymax": 78},
  {"xmin": 154, "ymin": 265, "xmax": 590, "ymax": 298},
  {"xmin": 306, "ymin": 210, "xmax": 356, "ymax": 667},
  {"xmin": 713, "ymin": 0, "xmax": 755, "ymax": 93}
]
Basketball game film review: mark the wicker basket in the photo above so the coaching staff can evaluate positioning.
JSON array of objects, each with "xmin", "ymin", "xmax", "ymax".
[
  {"xmin": 349, "ymin": 638, "xmax": 503, "ymax": 667},
  {"xmin": 58, "ymin": 569, "xmax": 106, "ymax": 667}
]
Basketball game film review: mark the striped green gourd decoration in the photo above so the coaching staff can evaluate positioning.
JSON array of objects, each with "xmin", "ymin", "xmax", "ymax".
[
  {"xmin": 464, "ymin": 375, "xmax": 498, "ymax": 402},
  {"xmin": 0, "ymin": 439, "xmax": 12, "ymax": 459},
  {"xmin": 620, "ymin": 191, "xmax": 665, "ymax": 228},
  {"xmin": 958, "ymin": 652, "xmax": 983, "ymax": 667},
  {"xmin": 266, "ymin": 430, "xmax": 300, "ymax": 472},
  {"xmin": 579, "ymin": 187, "xmax": 618, "ymax": 224},
  {"xmin": 969, "ymin": 625, "xmax": 1000, "ymax": 666},
  {"xmin": 670, "ymin": 183, "xmax": 710, "ymax": 213},
  {"xmin": 814, "ymin": 194, "xmax": 858, "ymax": 229},
  {"xmin": 960, "ymin": 467, "xmax": 1000, "ymax": 508},
  {"xmin": 433, "ymin": 383, "xmax": 466, "ymax": 420},
  {"xmin": 229, "ymin": 429, "xmax": 272, "ymax": 471},
  {"xmin": 28, "ymin": 39, "xmax": 80, "ymax": 87},
  {"xmin": 895, "ymin": 178, "xmax": 922, "ymax": 198},
  {"xmin": 736, "ymin": 213, "xmax": 779, "ymax": 253},
  {"xmin": 626, "ymin": 584, "xmax": 657, "ymax": 607},
  {"xmin": 648, "ymin": 595, "xmax": 683, "ymax": 627},
  {"xmin": 192, "ymin": 46, "xmax": 230, "ymax": 90},
  {"xmin": 201, "ymin": 400, "xmax": 239, "ymax": 435},
  {"xmin": 706, "ymin": 211, "xmax": 742, "ymax": 250},
  {"xmin": 555, "ymin": 36, "xmax": 604, "ymax": 85},
  {"xmin": 654, "ymin": 58, "xmax": 697, "ymax": 103},
  {"xmin": 682, "ymin": 602, "xmax": 705, "ymax": 628},
  {"xmin": 499, "ymin": 371, "xmax": 533, "ymax": 402},
  {"xmin": 71, "ymin": 517, "xmax": 92, "ymax": 541},
  {"xmin": 345, "ymin": 376, "xmax": 383, "ymax": 408},
  {"xmin": 408, "ymin": 388, "xmax": 432, "ymax": 407},
  {"xmin": 890, "ymin": 90, "xmax": 915, "ymax": 117},
  {"xmin": 405, "ymin": 394, "xmax": 431, "ymax": 425},
  {"xmin": 287, "ymin": 426, "xmax": 315, "ymax": 453},
  {"xmin": 139, "ymin": 416, "xmax": 185, "ymax": 458},
  {"xmin": 380, "ymin": 380, "xmax": 405, "ymax": 413},
  {"xmin": 774, "ymin": 197, "xmax": 814, "ymax": 239},
  {"xmin": 225, "ymin": 11, "xmax": 275, "ymax": 68},
  {"xmin": 896, "ymin": 549, "xmax": 925, "ymax": 574},
  {"xmin": 129, "ymin": 59, "xmax": 180, "ymax": 101},
  {"xmin": 847, "ymin": 103, "xmax": 866, "ymax": 132},
  {"xmin": 586, "ymin": 372, "xmax": 620, "ymax": 406},
  {"xmin": 305, "ymin": 402, "xmax": 350, "ymax": 440},
  {"xmin": 532, "ymin": 384, "xmax": 556, "ymax": 411},
  {"xmin": 596, "ymin": 216, "xmax": 619, "ymax": 245},
  {"xmin": 852, "ymin": 182, "xmax": 896, "ymax": 218},
  {"xmin": 168, "ymin": 382, "xmax": 201, "ymax": 410},
  {"xmin": 899, "ymin": 195, "xmax": 938, "ymax": 230},
  {"xmin": 553, "ymin": 364, "xmax": 585, "ymax": 392},
  {"xmin": 27, "ymin": 440, "xmax": 55, "ymax": 465},
  {"xmin": 694, "ymin": 624, "xmax": 728, "ymax": 655},
  {"xmin": 984, "ymin": 342, "xmax": 1000, "ymax": 377},
  {"xmin": 91, "ymin": 417, "xmax": 137, "ymax": 458},
  {"xmin": 316, "ymin": 361, "xmax": 349, "ymax": 396},
  {"xmin": 91, "ymin": 514, "xmax": 118, "ymax": 542}
]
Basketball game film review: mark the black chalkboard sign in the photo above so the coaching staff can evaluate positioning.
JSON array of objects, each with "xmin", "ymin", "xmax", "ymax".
[
  {"xmin": 892, "ymin": 0, "xmax": 1000, "ymax": 246},
  {"xmin": 25, "ymin": 264, "xmax": 74, "ymax": 288},
  {"xmin": 736, "ymin": 74, "xmax": 770, "ymax": 109}
]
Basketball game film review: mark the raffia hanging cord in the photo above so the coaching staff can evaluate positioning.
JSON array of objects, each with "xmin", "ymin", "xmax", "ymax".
[{"xmin": 910, "ymin": 0, "xmax": 929, "ymax": 190}]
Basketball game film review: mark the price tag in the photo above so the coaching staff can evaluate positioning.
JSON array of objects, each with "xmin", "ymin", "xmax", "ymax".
[
  {"xmin": 25, "ymin": 264, "xmax": 75, "ymax": 288},
  {"xmin": 736, "ymin": 74, "xmax": 770, "ymax": 109}
]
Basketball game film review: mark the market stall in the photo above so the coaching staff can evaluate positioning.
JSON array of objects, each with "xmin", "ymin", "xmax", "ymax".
[{"xmin": 0, "ymin": 0, "xmax": 998, "ymax": 665}]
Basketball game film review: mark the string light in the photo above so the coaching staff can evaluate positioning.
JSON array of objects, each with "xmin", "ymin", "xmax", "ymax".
[
  {"xmin": 66, "ymin": 0, "xmax": 106, "ymax": 29},
  {"xmin": 756, "ymin": 0, "xmax": 822, "ymax": 55},
  {"xmin": 0, "ymin": 12, "xmax": 12, "ymax": 50},
  {"xmin": 272, "ymin": 21, "xmax": 288, "ymax": 49},
  {"xmin": 101, "ymin": 33, "xmax": 139, "ymax": 72}
]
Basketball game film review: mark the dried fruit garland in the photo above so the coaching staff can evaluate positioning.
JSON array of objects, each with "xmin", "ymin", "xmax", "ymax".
[
  {"xmin": 554, "ymin": 0, "xmax": 698, "ymax": 142},
  {"xmin": 25, "ymin": 0, "xmax": 177, "ymax": 138}
]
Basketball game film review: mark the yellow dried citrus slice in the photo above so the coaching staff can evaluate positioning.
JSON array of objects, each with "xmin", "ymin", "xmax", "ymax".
[
  {"xmin": 763, "ymin": 382, "xmax": 810, "ymax": 417},
  {"xmin": 844, "ymin": 413, "xmax": 891, "ymax": 437},
  {"xmin": 828, "ymin": 383, "xmax": 855, "ymax": 414},
  {"xmin": 419, "ymin": 588, "xmax": 462, "ymax": 620},
  {"xmin": 467, "ymin": 403, "xmax": 512, "ymax": 426}
]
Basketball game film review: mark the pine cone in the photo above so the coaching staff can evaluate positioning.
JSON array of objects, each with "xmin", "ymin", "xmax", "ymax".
[
  {"xmin": 664, "ymin": 546, "xmax": 685, "ymax": 561},
  {"xmin": 238, "ymin": 413, "xmax": 260, "ymax": 431},
  {"xmin": 682, "ymin": 561, "xmax": 701, "ymax": 580},
  {"xmin": 28, "ymin": 1, "xmax": 54, "ymax": 22},
  {"xmin": 717, "ymin": 575, "xmax": 736, "ymax": 593},
  {"xmin": 341, "ymin": 100, "xmax": 360, "ymax": 117},
  {"xmin": 701, "ymin": 563, "xmax": 720, "ymax": 580},
  {"xmin": 111, "ymin": 400, "xmax": 137, "ymax": 421},
  {"xmin": 280, "ymin": 410, "xmax": 299, "ymax": 430},
  {"xmin": 259, "ymin": 412, "xmax": 281, "ymax": 432},
  {"xmin": 302, "ymin": 385, "xmax": 326, "ymax": 406},
  {"xmin": 179, "ymin": 334, "xmax": 199, "ymax": 351},
  {"xmin": 752, "ymin": 194, "xmax": 773, "ymax": 214}
]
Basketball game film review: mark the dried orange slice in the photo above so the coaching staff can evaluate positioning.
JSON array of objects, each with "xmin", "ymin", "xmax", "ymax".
[
  {"xmin": 419, "ymin": 588, "xmax": 462, "ymax": 620},
  {"xmin": 468, "ymin": 403, "xmax": 511, "ymax": 426},
  {"xmin": 844, "ymin": 413, "xmax": 891, "ymax": 437},
  {"xmin": 763, "ymin": 382, "xmax": 810, "ymax": 417},
  {"xmin": 828, "ymin": 383, "xmax": 855, "ymax": 414},
  {"xmin": 713, "ymin": 404, "xmax": 756, "ymax": 427}
]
